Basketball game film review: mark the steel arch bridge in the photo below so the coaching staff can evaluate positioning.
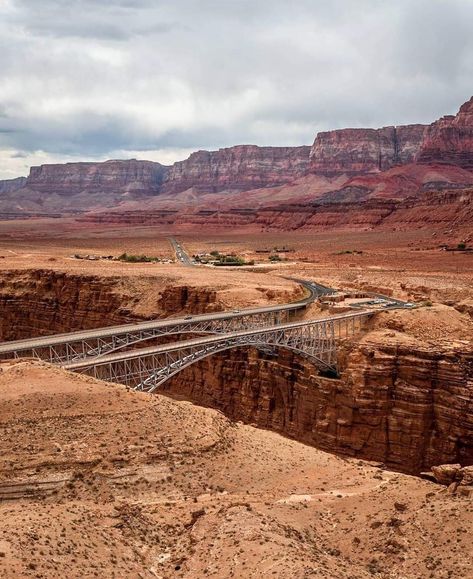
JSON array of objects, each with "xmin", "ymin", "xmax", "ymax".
[
  {"xmin": 66, "ymin": 312, "xmax": 372, "ymax": 392},
  {"xmin": 0, "ymin": 278, "xmax": 335, "ymax": 365},
  {"xmin": 0, "ymin": 309, "xmax": 295, "ymax": 365}
]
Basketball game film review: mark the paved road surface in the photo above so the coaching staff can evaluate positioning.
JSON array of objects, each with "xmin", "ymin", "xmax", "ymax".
[{"xmin": 169, "ymin": 237, "xmax": 194, "ymax": 266}]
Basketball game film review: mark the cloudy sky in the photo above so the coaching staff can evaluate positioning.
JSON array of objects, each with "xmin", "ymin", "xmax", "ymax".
[{"xmin": 0, "ymin": 0, "xmax": 472, "ymax": 179}]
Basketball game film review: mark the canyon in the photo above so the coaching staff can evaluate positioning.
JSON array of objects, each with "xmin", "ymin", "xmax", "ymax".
[
  {"xmin": 2, "ymin": 359, "xmax": 472, "ymax": 578},
  {"xmin": 1, "ymin": 96, "xmax": 473, "ymax": 579},
  {"xmin": 0, "ymin": 263, "xmax": 471, "ymax": 476},
  {"xmin": 1, "ymin": 228, "xmax": 472, "ymax": 578}
]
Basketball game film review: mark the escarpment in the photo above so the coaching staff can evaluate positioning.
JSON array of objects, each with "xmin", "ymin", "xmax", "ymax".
[
  {"xmin": 26, "ymin": 159, "xmax": 167, "ymax": 196},
  {"xmin": 309, "ymin": 125, "xmax": 426, "ymax": 176},
  {"xmin": 160, "ymin": 145, "xmax": 311, "ymax": 194},
  {"xmin": 418, "ymin": 96, "xmax": 473, "ymax": 169},
  {"xmin": 2, "ymin": 95, "xmax": 473, "ymax": 222}
]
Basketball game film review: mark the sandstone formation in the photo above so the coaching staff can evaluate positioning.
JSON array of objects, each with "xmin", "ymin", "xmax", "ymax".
[
  {"xmin": 1, "ymin": 267, "xmax": 471, "ymax": 476},
  {"xmin": 428, "ymin": 464, "xmax": 473, "ymax": 497},
  {"xmin": 26, "ymin": 159, "xmax": 167, "ymax": 195},
  {"xmin": 160, "ymin": 145, "xmax": 311, "ymax": 194},
  {"xmin": 0, "ymin": 176, "xmax": 26, "ymax": 194},
  {"xmin": 309, "ymin": 125, "xmax": 426, "ymax": 176},
  {"xmin": 0, "ymin": 146, "xmax": 311, "ymax": 213},
  {"xmin": 418, "ymin": 96, "xmax": 473, "ymax": 169},
  {"xmin": 0, "ymin": 160, "xmax": 169, "ymax": 213},
  {"xmin": 162, "ymin": 329, "xmax": 473, "ymax": 475},
  {"xmin": 79, "ymin": 187, "xmax": 473, "ymax": 233},
  {"xmin": 1, "ymin": 95, "xmax": 473, "ymax": 228}
]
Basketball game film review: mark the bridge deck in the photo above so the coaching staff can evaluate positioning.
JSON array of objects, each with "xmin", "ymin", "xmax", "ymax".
[{"xmin": 65, "ymin": 310, "xmax": 373, "ymax": 371}]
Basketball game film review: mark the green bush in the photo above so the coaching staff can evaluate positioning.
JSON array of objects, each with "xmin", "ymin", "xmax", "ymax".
[{"xmin": 118, "ymin": 252, "xmax": 159, "ymax": 263}]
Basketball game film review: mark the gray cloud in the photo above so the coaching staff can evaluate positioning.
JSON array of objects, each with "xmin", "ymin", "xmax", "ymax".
[{"xmin": 0, "ymin": 0, "xmax": 472, "ymax": 177}]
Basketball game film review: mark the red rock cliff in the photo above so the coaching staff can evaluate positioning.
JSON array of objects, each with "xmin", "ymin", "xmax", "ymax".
[
  {"xmin": 417, "ymin": 96, "xmax": 473, "ymax": 169},
  {"xmin": 26, "ymin": 159, "xmax": 167, "ymax": 195},
  {"xmin": 163, "ymin": 333, "xmax": 473, "ymax": 475},
  {"xmin": 309, "ymin": 125, "xmax": 426, "ymax": 176},
  {"xmin": 160, "ymin": 145, "xmax": 311, "ymax": 194}
]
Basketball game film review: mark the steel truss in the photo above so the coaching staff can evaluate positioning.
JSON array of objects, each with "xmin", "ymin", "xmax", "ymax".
[
  {"xmin": 1, "ymin": 310, "xmax": 290, "ymax": 364},
  {"xmin": 72, "ymin": 313, "xmax": 369, "ymax": 392}
]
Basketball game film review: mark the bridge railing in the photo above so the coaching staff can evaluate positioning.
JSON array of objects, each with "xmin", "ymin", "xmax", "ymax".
[{"xmin": 67, "ymin": 311, "xmax": 373, "ymax": 392}]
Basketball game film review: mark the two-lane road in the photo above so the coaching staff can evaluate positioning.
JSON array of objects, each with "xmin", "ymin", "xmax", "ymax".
[{"xmin": 169, "ymin": 237, "xmax": 194, "ymax": 266}]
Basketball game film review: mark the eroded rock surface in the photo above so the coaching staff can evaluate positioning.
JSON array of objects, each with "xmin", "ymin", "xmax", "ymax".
[{"xmin": 1, "ymin": 361, "xmax": 472, "ymax": 578}]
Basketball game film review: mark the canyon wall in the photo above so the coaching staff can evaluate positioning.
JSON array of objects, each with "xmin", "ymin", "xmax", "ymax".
[
  {"xmin": 0, "ymin": 270, "xmax": 221, "ymax": 341},
  {"xmin": 0, "ymin": 270, "xmax": 472, "ymax": 475},
  {"xmin": 309, "ymin": 125, "xmax": 426, "ymax": 176},
  {"xmin": 163, "ymin": 336, "xmax": 473, "ymax": 474},
  {"xmin": 160, "ymin": 145, "xmax": 311, "ymax": 194}
]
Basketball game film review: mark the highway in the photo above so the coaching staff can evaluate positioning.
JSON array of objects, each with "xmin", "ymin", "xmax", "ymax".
[
  {"xmin": 0, "ymin": 279, "xmax": 321, "ymax": 355},
  {"xmin": 169, "ymin": 237, "xmax": 194, "ymax": 266},
  {"xmin": 64, "ymin": 309, "xmax": 373, "ymax": 371}
]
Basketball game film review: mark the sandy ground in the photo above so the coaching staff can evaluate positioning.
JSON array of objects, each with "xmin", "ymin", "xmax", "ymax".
[
  {"xmin": 0, "ymin": 361, "xmax": 472, "ymax": 579},
  {"xmin": 1, "ymin": 221, "xmax": 471, "ymax": 301}
]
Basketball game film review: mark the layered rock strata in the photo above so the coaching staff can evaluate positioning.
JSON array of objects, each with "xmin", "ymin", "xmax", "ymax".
[
  {"xmin": 25, "ymin": 159, "xmax": 167, "ymax": 196},
  {"xmin": 309, "ymin": 125, "xmax": 426, "ymax": 176},
  {"xmin": 163, "ymin": 333, "xmax": 473, "ymax": 474},
  {"xmin": 0, "ymin": 270, "xmax": 221, "ymax": 341},
  {"xmin": 78, "ymin": 188, "xmax": 473, "ymax": 232},
  {"xmin": 0, "ymin": 176, "xmax": 27, "ymax": 194},
  {"xmin": 160, "ymin": 145, "xmax": 311, "ymax": 194},
  {"xmin": 418, "ymin": 96, "xmax": 473, "ymax": 169}
]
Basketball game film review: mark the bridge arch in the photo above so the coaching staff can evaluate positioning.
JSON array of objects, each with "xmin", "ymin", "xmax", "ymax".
[
  {"xmin": 69, "ymin": 312, "xmax": 371, "ymax": 393},
  {"xmin": 134, "ymin": 341, "xmax": 335, "ymax": 393}
]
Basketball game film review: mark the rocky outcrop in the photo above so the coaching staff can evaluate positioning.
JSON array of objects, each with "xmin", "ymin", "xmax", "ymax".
[
  {"xmin": 0, "ymin": 146, "xmax": 311, "ymax": 213},
  {"xmin": 0, "ymin": 160, "xmax": 169, "ymax": 213},
  {"xmin": 163, "ymin": 333, "xmax": 473, "ymax": 474},
  {"xmin": 430, "ymin": 464, "xmax": 473, "ymax": 497},
  {"xmin": 3, "ymin": 96, "xmax": 473, "ymax": 219},
  {"xmin": 26, "ymin": 159, "xmax": 167, "ymax": 195},
  {"xmin": 0, "ymin": 176, "xmax": 27, "ymax": 194},
  {"xmin": 1, "ymin": 270, "xmax": 472, "ymax": 476},
  {"xmin": 0, "ymin": 270, "xmax": 221, "ymax": 341},
  {"xmin": 417, "ymin": 96, "xmax": 473, "ymax": 169},
  {"xmin": 309, "ymin": 125, "xmax": 426, "ymax": 176},
  {"xmin": 160, "ymin": 145, "xmax": 311, "ymax": 194}
]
